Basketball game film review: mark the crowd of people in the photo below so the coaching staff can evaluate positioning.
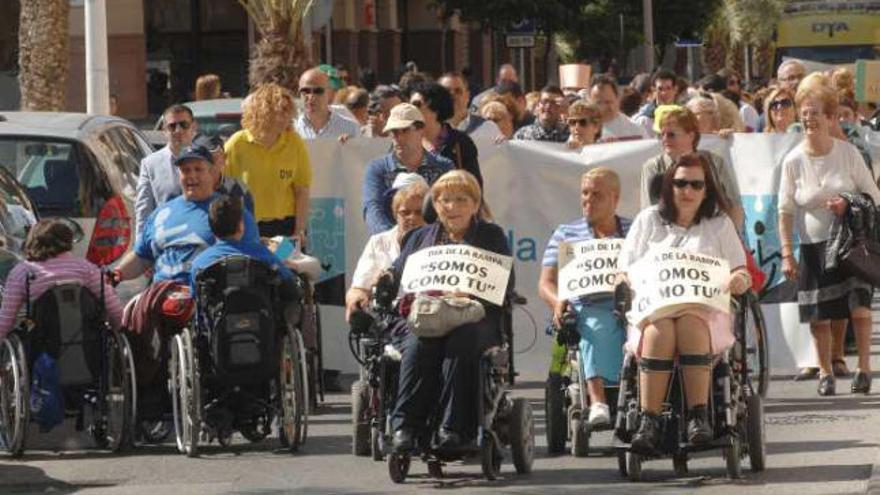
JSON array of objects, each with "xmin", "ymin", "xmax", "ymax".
[{"xmin": 1, "ymin": 56, "xmax": 879, "ymax": 466}]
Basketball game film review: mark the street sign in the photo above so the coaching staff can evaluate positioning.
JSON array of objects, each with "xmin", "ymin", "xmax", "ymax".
[
  {"xmin": 506, "ymin": 35, "xmax": 535, "ymax": 48},
  {"xmin": 507, "ymin": 19, "xmax": 536, "ymax": 36},
  {"xmin": 675, "ymin": 38, "xmax": 703, "ymax": 48}
]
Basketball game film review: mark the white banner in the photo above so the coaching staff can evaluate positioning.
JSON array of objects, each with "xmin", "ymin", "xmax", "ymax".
[
  {"xmin": 304, "ymin": 127, "xmax": 880, "ymax": 376},
  {"xmin": 399, "ymin": 245, "xmax": 513, "ymax": 305},
  {"xmin": 628, "ymin": 249, "xmax": 731, "ymax": 325},
  {"xmin": 558, "ymin": 238, "xmax": 622, "ymax": 300}
]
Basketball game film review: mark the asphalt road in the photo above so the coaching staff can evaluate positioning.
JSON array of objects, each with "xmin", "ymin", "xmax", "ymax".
[{"xmin": 3, "ymin": 328, "xmax": 880, "ymax": 495}]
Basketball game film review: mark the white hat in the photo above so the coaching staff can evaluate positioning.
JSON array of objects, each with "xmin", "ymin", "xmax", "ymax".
[{"xmin": 383, "ymin": 103, "xmax": 424, "ymax": 133}]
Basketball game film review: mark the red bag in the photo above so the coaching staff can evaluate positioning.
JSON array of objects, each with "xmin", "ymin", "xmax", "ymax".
[{"xmin": 743, "ymin": 244, "xmax": 766, "ymax": 294}]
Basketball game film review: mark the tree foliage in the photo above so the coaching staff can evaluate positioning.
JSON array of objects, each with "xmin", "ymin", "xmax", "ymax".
[
  {"xmin": 238, "ymin": 0, "xmax": 315, "ymax": 90},
  {"xmin": 18, "ymin": 0, "xmax": 69, "ymax": 111}
]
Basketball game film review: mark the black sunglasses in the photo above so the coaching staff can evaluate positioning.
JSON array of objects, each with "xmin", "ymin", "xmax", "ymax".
[
  {"xmin": 165, "ymin": 120, "xmax": 191, "ymax": 131},
  {"xmin": 299, "ymin": 86, "xmax": 326, "ymax": 96},
  {"xmin": 770, "ymin": 99, "xmax": 793, "ymax": 111},
  {"xmin": 567, "ymin": 118, "xmax": 599, "ymax": 127},
  {"xmin": 672, "ymin": 179, "xmax": 706, "ymax": 191}
]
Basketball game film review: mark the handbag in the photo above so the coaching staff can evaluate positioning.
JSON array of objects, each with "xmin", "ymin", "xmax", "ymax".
[
  {"xmin": 839, "ymin": 236, "xmax": 880, "ymax": 286},
  {"xmin": 407, "ymin": 294, "xmax": 485, "ymax": 338}
]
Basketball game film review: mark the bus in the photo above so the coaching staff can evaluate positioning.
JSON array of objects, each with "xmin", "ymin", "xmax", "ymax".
[{"xmin": 775, "ymin": 1, "xmax": 880, "ymax": 65}]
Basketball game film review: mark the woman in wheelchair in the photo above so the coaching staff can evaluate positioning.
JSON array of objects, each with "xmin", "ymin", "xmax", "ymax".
[
  {"xmin": 388, "ymin": 170, "xmax": 513, "ymax": 453},
  {"xmin": 0, "ymin": 219, "xmax": 123, "ymax": 343},
  {"xmin": 617, "ymin": 153, "xmax": 751, "ymax": 454}
]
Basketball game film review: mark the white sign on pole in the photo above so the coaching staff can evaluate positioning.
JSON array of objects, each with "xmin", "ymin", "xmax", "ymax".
[
  {"xmin": 400, "ymin": 244, "xmax": 513, "ymax": 306},
  {"xmin": 628, "ymin": 248, "xmax": 730, "ymax": 325},
  {"xmin": 558, "ymin": 239, "xmax": 622, "ymax": 300}
]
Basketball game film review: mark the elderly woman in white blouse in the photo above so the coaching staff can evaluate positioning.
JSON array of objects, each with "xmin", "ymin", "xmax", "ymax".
[
  {"xmin": 618, "ymin": 152, "xmax": 751, "ymax": 455},
  {"xmin": 345, "ymin": 176, "xmax": 428, "ymax": 321},
  {"xmin": 778, "ymin": 80, "xmax": 880, "ymax": 397}
]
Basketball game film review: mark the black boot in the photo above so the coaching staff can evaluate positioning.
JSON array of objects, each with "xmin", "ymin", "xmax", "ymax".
[
  {"xmin": 392, "ymin": 428, "xmax": 415, "ymax": 453},
  {"xmin": 631, "ymin": 412, "xmax": 661, "ymax": 455},
  {"xmin": 687, "ymin": 405, "xmax": 712, "ymax": 445}
]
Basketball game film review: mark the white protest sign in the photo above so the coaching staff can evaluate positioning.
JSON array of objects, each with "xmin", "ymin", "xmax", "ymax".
[
  {"xmin": 558, "ymin": 238, "xmax": 622, "ymax": 300},
  {"xmin": 399, "ymin": 244, "xmax": 513, "ymax": 305},
  {"xmin": 628, "ymin": 248, "xmax": 730, "ymax": 325}
]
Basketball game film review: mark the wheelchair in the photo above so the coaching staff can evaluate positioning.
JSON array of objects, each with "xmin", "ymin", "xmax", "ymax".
[
  {"xmin": 0, "ymin": 274, "xmax": 135, "ymax": 456},
  {"xmin": 545, "ymin": 307, "xmax": 620, "ymax": 457},
  {"xmin": 382, "ymin": 291, "xmax": 535, "ymax": 483},
  {"xmin": 168, "ymin": 255, "xmax": 309, "ymax": 456},
  {"xmin": 348, "ymin": 273, "xmax": 402, "ymax": 459},
  {"xmin": 613, "ymin": 291, "xmax": 769, "ymax": 481}
]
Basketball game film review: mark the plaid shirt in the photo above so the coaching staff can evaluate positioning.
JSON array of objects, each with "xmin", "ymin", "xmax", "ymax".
[{"xmin": 512, "ymin": 121, "xmax": 570, "ymax": 142}]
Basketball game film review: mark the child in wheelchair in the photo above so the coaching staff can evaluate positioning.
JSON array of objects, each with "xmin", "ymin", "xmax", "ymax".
[{"xmin": 0, "ymin": 219, "xmax": 129, "ymax": 454}]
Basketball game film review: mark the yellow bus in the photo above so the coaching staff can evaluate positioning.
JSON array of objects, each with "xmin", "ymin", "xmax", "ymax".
[{"xmin": 775, "ymin": 1, "xmax": 880, "ymax": 65}]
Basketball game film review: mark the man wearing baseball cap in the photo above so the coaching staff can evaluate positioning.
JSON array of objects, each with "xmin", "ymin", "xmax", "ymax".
[
  {"xmin": 362, "ymin": 103, "xmax": 454, "ymax": 235},
  {"xmin": 113, "ymin": 144, "xmax": 260, "ymax": 284}
]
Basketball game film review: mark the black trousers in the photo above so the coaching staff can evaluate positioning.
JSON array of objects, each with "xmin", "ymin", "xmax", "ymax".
[
  {"xmin": 390, "ymin": 318, "xmax": 500, "ymax": 441},
  {"xmin": 257, "ymin": 216, "xmax": 296, "ymax": 238}
]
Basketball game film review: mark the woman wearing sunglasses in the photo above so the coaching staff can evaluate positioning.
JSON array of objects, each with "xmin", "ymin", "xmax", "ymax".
[
  {"xmin": 763, "ymin": 87, "xmax": 797, "ymax": 133},
  {"xmin": 778, "ymin": 81, "xmax": 880, "ymax": 396},
  {"xmin": 565, "ymin": 100, "xmax": 603, "ymax": 150},
  {"xmin": 638, "ymin": 106, "xmax": 744, "ymax": 231},
  {"xmin": 618, "ymin": 152, "xmax": 751, "ymax": 452}
]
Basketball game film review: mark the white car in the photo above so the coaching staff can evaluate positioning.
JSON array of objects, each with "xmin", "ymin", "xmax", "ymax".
[{"xmin": 0, "ymin": 112, "xmax": 153, "ymax": 299}]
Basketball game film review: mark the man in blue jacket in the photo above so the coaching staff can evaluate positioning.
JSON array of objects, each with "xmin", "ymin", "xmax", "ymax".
[{"xmin": 362, "ymin": 103, "xmax": 453, "ymax": 235}]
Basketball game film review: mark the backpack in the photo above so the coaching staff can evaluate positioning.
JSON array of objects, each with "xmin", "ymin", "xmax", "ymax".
[{"xmin": 30, "ymin": 352, "xmax": 65, "ymax": 432}]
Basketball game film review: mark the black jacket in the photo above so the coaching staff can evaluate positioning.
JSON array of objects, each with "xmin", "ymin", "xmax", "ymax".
[
  {"xmin": 825, "ymin": 192, "xmax": 880, "ymax": 271},
  {"xmin": 438, "ymin": 123, "xmax": 482, "ymax": 188}
]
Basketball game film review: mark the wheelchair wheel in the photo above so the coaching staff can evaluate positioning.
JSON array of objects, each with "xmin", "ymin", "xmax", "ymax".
[
  {"xmin": 387, "ymin": 452, "xmax": 410, "ymax": 483},
  {"xmin": 626, "ymin": 451, "xmax": 643, "ymax": 481},
  {"xmin": 240, "ymin": 414, "xmax": 271, "ymax": 443},
  {"xmin": 571, "ymin": 414, "xmax": 589, "ymax": 458},
  {"xmin": 725, "ymin": 435, "xmax": 743, "ymax": 479},
  {"xmin": 0, "ymin": 334, "xmax": 29, "ymax": 457},
  {"xmin": 738, "ymin": 294, "xmax": 770, "ymax": 398},
  {"xmin": 351, "ymin": 379, "xmax": 371, "ymax": 456},
  {"xmin": 170, "ymin": 330, "xmax": 200, "ymax": 457},
  {"xmin": 746, "ymin": 394, "xmax": 766, "ymax": 472},
  {"xmin": 279, "ymin": 327, "xmax": 306, "ymax": 452},
  {"xmin": 370, "ymin": 425, "xmax": 383, "ymax": 461},
  {"xmin": 510, "ymin": 397, "xmax": 534, "ymax": 474},
  {"xmin": 119, "ymin": 331, "xmax": 137, "ymax": 446},
  {"xmin": 544, "ymin": 373, "xmax": 567, "ymax": 455},
  {"xmin": 91, "ymin": 331, "xmax": 132, "ymax": 451},
  {"xmin": 480, "ymin": 434, "xmax": 502, "ymax": 481}
]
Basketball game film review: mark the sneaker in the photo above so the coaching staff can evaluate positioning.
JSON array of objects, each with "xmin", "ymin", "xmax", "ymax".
[
  {"xmin": 587, "ymin": 402, "xmax": 611, "ymax": 427},
  {"xmin": 686, "ymin": 405, "xmax": 712, "ymax": 445},
  {"xmin": 630, "ymin": 412, "xmax": 661, "ymax": 455}
]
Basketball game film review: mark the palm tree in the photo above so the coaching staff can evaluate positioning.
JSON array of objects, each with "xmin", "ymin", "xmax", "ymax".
[
  {"xmin": 238, "ymin": 0, "xmax": 316, "ymax": 91},
  {"xmin": 702, "ymin": 0, "xmax": 784, "ymax": 79},
  {"xmin": 18, "ymin": 0, "xmax": 69, "ymax": 111}
]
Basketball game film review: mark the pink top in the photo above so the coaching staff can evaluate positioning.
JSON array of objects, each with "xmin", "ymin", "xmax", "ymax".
[{"xmin": 0, "ymin": 252, "xmax": 124, "ymax": 340}]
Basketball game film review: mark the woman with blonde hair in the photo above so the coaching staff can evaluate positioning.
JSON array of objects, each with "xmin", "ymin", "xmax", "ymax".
[
  {"xmin": 194, "ymin": 74, "xmax": 222, "ymax": 101},
  {"xmin": 224, "ymin": 83, "xmax": 312, "ymax": 242},
  {"xmin": 778, "ymin": 79, "xmax": 880, "ymax": 396},
  {"xmin": 565, "ymin": 100, "xmax": 603, "ymax": 149},
  {"xmin": 763, "ymin": 86, "xmax": 797, "ymax": 133}
]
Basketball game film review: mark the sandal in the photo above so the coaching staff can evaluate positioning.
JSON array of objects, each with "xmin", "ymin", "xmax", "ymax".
[{"xmin": 833, "ymin": 358, "xmax": 851, "ymax": 378}]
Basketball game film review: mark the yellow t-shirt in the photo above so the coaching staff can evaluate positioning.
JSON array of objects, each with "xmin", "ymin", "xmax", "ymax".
[{"xmin": 224, "ymin": 129, "xmax": 313, "ymax": 222}]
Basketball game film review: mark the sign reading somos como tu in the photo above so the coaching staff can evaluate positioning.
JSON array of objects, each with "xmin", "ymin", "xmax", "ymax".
[
  {"xmin": 558, "ymin": 239, "xmax": 622, "ymax": 300},
  {"xmin": 400, "ymin": 245, "xmax": 514, "ymax": 306},
  {"xmin": 628, "ymin": 249, "xmax": 731, "ymax": 325}
]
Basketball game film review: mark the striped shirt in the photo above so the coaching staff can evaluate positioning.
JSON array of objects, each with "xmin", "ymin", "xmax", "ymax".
[
  {"xmin": 294, "ymin": 110, "xmax": 361, "ymax": 139},
  {"xmin": 0, "ymin": 252, "xmax": 124, "ymax": 340},
  {"xmin": 542, "ymin": 216, "xmax": 632, "ymax": 304}
]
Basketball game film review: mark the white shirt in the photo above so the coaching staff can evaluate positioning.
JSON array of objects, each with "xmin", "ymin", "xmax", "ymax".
[
  {"xmin": 457, "ymin": 115, "xmax": 502, "ymax": 141},
  {"xmin": 739, "ymin": 102, "xmax": 760, "ymax": 132},
  {"xmin": 778, "ymin": 139, "xmax": 880, "ymax": 243},
  {"xmin": 350, "ymin": 226, "xmax": 401, "ymax": 289},
  {"xmin": 632, "ymin": 113, "xmax": 656, "ymax": 138},
  {"xmin": 602, "ymin": 113, "xmax": 649, "ymax": 141},
  {"xmin": 294, "ymin": 110, "xmax": 361, "ymax": 139},
  {"xmin": 619, "ymin": 206, "xmax": 746, "ymax": 272}
]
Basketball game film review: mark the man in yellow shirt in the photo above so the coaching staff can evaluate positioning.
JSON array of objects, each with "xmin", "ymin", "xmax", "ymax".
[{"xmin": 224, "ymin": 83, "xmax": 313, "ymax": 246}]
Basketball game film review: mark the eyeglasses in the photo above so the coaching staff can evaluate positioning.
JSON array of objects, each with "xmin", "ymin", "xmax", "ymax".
[
  {"xmin": 567, "ymin": 118, "xmax": 599, "ymax": 127},
  {"xmin": 299, "ymin": 87, "xmax": 326, "ymax": 96},
  {"xmin": 672, "ymin": 179, "xmax": 706, "ymax": 191},
  {"xmin": 165, "ymin": 120, "xmax": 191, "ymax": 132},
  {"xmin": 770, "ymin": 99, "xmax": 793, "ymax": 111}
]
